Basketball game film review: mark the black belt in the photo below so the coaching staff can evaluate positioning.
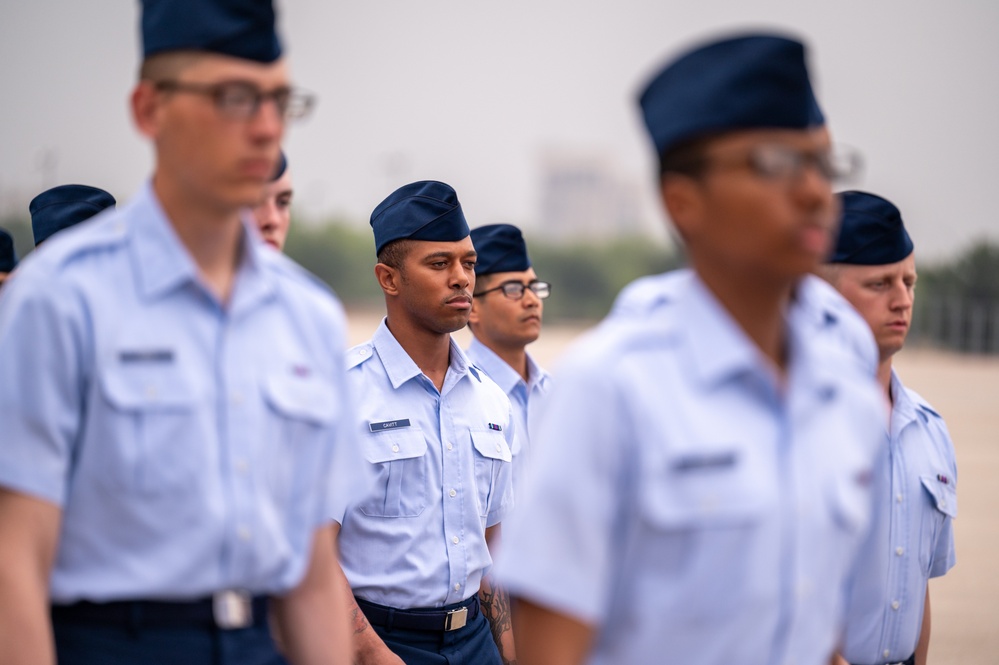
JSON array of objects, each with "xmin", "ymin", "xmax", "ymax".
[
  {"xmin": 355, "ymin": 595, "xmax": 479, "ymax": 632},
  {"xmin": 51, "ymin": 591, "xmax": 267, "ymax": 630}
]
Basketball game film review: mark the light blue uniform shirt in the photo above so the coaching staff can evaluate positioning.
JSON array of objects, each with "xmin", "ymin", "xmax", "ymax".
[
  {"xmin": 338, "ymin": 320, "xmax": 515, "ymax": 609},
  {"xmin": 495, "ymin": 273, "xmax": 886, "ymax": 665},
  {"xmin": 612, "ymin": 268, "xmax": 879, "ymax": 377},
  {"xmin": 465, "ymin": 336, "xmax": 551, "ymax": 498},
  {"xmin": 842, "ymin": 370, "xmax": 958, "ymax": 665},
  {"xmin": 0, "ymin": 183, "xmax": 357, "ymax": 603}
]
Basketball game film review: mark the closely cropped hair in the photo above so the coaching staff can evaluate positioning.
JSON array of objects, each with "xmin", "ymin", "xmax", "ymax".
[
  {"xmin": 377, "ymin": 239, "xmax": 414, "ymax": 270},
  {"xmin": 138, "ymin": 50, "xmax": 203, "ymax": 81},
  {"xmin": 658, "ymin": 133, "xmax": 722, "ymax": 178}
]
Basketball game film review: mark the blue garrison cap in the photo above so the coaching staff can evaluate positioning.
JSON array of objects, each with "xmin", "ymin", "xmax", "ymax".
[
  {"xmin": 271, "ymin": 150, "xmax": 288, "ymax": 181},
  {"xmin": 831, "ymin": 191, "xmax": 914, "ymax": 265},
  {"xmin": 471, "ymin": 224, "xmax": 532, "ymax": 276},
  {"xmin": 30, "ymin": 185, "xmax": 116, "ymax": 246},
  {"xmin": 0, "ymin": 228, "xmax": 17, "ymax": 272},
  {"xmin": 370, "ymin": 181, "xmax": 470, "ymax": 255},
  {"xmin": 639, "ymin": 33, "xmax": 819, "ymax": 159},
  {"xmin": 141, "ymin": 0, "xmax": 282, "ymax": 63}
]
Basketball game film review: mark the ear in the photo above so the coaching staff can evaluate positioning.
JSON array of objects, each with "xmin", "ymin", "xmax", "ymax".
[
  {"xmin": 374, "ymin": 263, "xmax": 401, "ymax": 297},
  {"xmin": 661, "ymin": 174, "xmax": 703, "ymax": 243},
  {"xmin": 468, "ymin": 296, "xmax": 482, "ymax": 326},
  {"xmin": 131, "ymin": 80, "xmax": 161, "ymax": 139}
]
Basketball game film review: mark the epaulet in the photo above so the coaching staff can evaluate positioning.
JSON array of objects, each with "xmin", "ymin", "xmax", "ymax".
[
  {"xmin": 907, "ymin": 387, "xmax": 943, "ymax": 420},
  {"xmin": 262, "ymin": 249, "xmax": 335, "ymax": 295},
  {"xmin": 346, "ymin": 343, "xmax": 375, "ymax": 370}
]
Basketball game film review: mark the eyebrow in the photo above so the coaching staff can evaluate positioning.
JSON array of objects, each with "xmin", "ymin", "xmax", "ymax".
[{"xmin": 421, "ymin": 250, "xmax": 477, "ymax": 261}]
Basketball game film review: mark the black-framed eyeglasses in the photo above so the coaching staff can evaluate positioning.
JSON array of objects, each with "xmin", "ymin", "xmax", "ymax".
[
  {"xmin": 473, "ymin": 280, "xmax": 551, "ymax": 301},
  {"xmin": 154, "ymin": 80, "xmax": 316, "ymax": 121},
  {"xmin": 707, "ymin": 143, "xmax": 863, "ymax": 185}
]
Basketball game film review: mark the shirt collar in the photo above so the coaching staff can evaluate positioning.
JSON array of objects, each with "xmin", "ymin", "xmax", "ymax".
[
  {"xmin": 131, "ymin": 182, "xmax": 199, "ymax": 300},
  {"xmin": 889, "ymin": 368, "xmax": 919, "ymax": 432},
  {"xmin": 372, "ymin": 318, "xmax": 471, "ymax": 391},
  {"xmin": 676, "ymin": 274, "xmax": 763, "ymax": 387},
  {"xmin": 466, "ymin": 336, "xmax": 522, "ymax": 394},
  {"xmin": 130, "ymin": 181, "xmax": 275, "ymax": 309}
]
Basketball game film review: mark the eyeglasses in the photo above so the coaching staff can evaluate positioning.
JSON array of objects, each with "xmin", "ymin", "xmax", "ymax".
[
  {"xmin": 707, "ymin": 143, "xmax": 863, "ymax": 185},
  {"xmin": 155, "ymin": 80, "xmax": 316, "ymax": 121},
  {"xmin": 473, "ymin": 280, "xmax": 551, "ymax": 301}
]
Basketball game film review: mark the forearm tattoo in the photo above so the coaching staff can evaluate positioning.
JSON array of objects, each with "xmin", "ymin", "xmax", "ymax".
[
  {"xmin": 350, "ymin": 604, "xmax": 371, "ymax": 636},
  {"xmin": 480, "ymin": 580, "xmax": 516, "ymax": 665}
]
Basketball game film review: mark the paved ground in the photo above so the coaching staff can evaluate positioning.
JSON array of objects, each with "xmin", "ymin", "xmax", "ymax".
[{"xmin": 347, "ymin": 311, "xmax": 999, "ymax": 663}]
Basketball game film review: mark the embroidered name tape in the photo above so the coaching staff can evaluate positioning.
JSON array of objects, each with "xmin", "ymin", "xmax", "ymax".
[
  {"xmin": 369, "ymin": 419, "xmax": 411, "ymax": 432},
  {"xmin": 671, "ymin": 451, "xmax": 737, "ymax": 472},
  {"xmin": 488, "ymin": 423, "xmax": 502, "ymax": 432},
  {"xmin": 119, "ymin": 349, "xmax": 174, "ymax": 363}
]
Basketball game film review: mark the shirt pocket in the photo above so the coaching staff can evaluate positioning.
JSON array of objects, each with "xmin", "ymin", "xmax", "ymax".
[
  {"xmin": 97, "ymin": 363, "xmax": 204, "ymax": 496},
  {"xmin": 918, "ymin": 474, "xmax": 957, "ymax": 573},
  {"xmin": 470, "ymin": 430, "xmax": 512, "ymax": 518},
  {"xmin": 639, "ymin": 447, "xmax": 768, "ymax": 528},
  {"xmin": 633, "ymin": 445, "xmax": 773, "ymax": 619},
  {"xmin": 358, "ymin": 428, "xmax": 428, "ymax": 518},
  {"xmin": 262, "ymin": 373, "xmax": 339, "ymax": 515}
]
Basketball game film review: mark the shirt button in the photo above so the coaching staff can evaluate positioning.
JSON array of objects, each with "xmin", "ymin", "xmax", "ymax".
[
  {"xmin": 896, "ymin": 494, "xmax": 903, "ymax": 503},
  {"xmin": 891, "ymin": 600, "xmax": 900, "ymax": 610},
  {"xmin": 454, "ymin": 583, "xmax": 461, "ymax": 591},
  {"xmin": 446, "ymin": 442, "xmax": 453, "ymax": 451},
  {"xmin": 884, "ymin": 650, "xmax": 891, "ymax": 659},
  {"xmin": 235, "ymin": 459, "xmax": 249, "ymax": 473},
  {"xmin": 238, "ymin": 527, "xmax": 252, "ymax": 542},
  {"xmin": 896, "ymin": 547, "xmax": 904, "ymax": 556},
  {"xmin": 391, "ymin": 444, "xmax": 400, "ymax": 453},
  {"xmin": 449, "ymin": 489, "xmax": 457, "ymax": 498},
  {"xmin": 452, "ymin": 536, "xmax": 460, "ymax": 544},
  {"xmin": 145, "ymin": 385, "xmax": 158, "ymax": 399},
  {"xmin": 232, "ymin": 391, "xmax": 244, "ymax": 405}
]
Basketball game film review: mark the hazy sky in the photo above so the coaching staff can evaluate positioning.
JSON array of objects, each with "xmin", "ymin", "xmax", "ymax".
[{"xmin": 2, "ymin": 0, "xmax": 997, "ymax": 261}]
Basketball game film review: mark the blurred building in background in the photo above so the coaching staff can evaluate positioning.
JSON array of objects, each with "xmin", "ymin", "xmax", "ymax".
[{"xmin": 535, "ymin": 149, "xmax": 646, "ymax": 241}]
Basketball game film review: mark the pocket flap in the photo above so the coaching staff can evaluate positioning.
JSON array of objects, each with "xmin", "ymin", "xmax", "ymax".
[
  {"xmin": 471, "ymin": 430, "xmax": 512, "ymax": 463},
  {"xmin": 364, "ymin": 428, "xmax": 427, "ymax": 464},
  {"xmin": 100, "ymin": 365, "xmax": 199, "ymax": 411},
  {"xmin": 920, "ymin": 474, "xmax": 957, "ymax": 518},
  {"xmin": 264, "ymin": 374, "xmax": 338, "ymax": 425},
  {"xmin": 640, "ymin": 447, "xmax": 769, "ymax": 528}
]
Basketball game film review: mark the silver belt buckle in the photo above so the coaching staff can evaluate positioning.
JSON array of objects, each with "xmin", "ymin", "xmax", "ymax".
[
  {"xmin": 444, "ymin": 606, "xmax": 468, "ymax": 631},
  {"xmin": 213, "ymin": 590, "xmax": 253, "ymax": 630}
]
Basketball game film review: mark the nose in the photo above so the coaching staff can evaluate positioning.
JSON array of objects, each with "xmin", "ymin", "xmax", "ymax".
[
  {"xmin": 890, "ymin": 281, "xmax": 914, "ymax": 311},
  {"xmin": 792, "ymin": 158, "xmax": 834, "ymax": 209},
  {"xmin": 449, "ymin": 262, "xmax": 470, "ymax": 291},
  {"xmin": 255, "ymin": 199, "xmax": 278, "ymax": 229},
  {"xmin": 248, "ymin": 96, "xmax": 285, "ymax": 144}
]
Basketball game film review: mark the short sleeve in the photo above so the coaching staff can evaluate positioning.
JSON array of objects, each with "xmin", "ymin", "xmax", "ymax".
[
  {"xmin": 0, "ymin": 271, "xmax": 87, "ymax": 505},
  {"xmin": 493, "ymin": 347, "xmax": 632, "ymax": 625},
  {"xmin": 484, "ymin": 402, "xmax": 516, "ymax": 527}
]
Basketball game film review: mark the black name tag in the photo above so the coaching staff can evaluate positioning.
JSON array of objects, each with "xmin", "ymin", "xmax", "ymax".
[
  {"xmin": 119, "ymin": 349, "xmax": 174, "ymax": 364},
  {"xmin": 671, "ymin": 451, "xmax": 738, "ymax": 472},
  {"xmin": 369, "ymin": 419, "xmax": 411, "ymax": 432}
]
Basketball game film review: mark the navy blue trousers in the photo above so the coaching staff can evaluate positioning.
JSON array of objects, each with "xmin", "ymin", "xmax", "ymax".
[
  {"xmin": 53, "ymin": 620, "xmax": 288, "ymax": 665},
  {"xmin": 372, "ymin": 608, "xmax": 502, "ymax": 665}
]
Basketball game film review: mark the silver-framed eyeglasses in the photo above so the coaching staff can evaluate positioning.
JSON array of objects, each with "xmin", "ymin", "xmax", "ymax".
[
  {"xmin": 473, "ymin": 280, "xmax": 551, "ymax": 301},
  {"xmin": 709, "ymin": 143, "xmax": 863, "ymax": 185},
  {"xmin": 155, "ymin": 79, "xmax": 317, "ymax": 121}
]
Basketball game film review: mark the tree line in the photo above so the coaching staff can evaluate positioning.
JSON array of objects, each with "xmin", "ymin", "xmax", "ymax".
[{"xmin": 3, "ymin": 213, "xmax": 997, "ymax": 352}]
